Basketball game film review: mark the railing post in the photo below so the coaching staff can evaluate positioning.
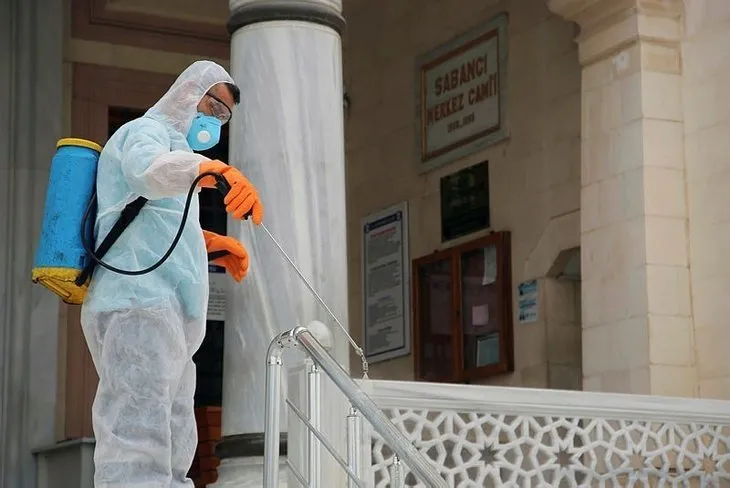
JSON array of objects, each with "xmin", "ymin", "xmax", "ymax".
[
  {"xmin": 390, "ymin": 455, "xmax": 404, "ymax": 488},
  {"xmin": 346, "ymin": 406, "xmax": 363, "ymax": 488},
  {"xmin": 265, "ymin": 326, "xmax": 448, "ymax": 488},
  {"xmin": 296, "ymin": 329, "xmax": 448, "ymax": 488},
  {"xmin": 306, "ymin": 360, "xmax": 321, "ymax": 487},
  {"xmin": 263, "ymin": 347, "xmax": 284, "ymax": 488}
]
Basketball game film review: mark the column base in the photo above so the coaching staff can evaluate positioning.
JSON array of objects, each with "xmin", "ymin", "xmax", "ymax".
[{"xmin": 211, "ymin": 433, "xmax": 288, "ymax": 487}]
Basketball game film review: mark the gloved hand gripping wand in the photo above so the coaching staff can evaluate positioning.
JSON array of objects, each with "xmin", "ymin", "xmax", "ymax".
[{"xmin": 214, "ymin": 175, "xmax": 370, "ymax": 377}]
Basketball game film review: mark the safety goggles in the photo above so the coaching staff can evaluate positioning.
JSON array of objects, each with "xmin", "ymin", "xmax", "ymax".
[{"xmin": 205, "ymin": 93, "xmax": 232, "ymax": 125}]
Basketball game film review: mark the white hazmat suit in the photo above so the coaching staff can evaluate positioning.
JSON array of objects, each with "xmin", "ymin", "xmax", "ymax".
[{"xmin": 81, "ymin": 61, "xmax": 236, "ymax": 487}]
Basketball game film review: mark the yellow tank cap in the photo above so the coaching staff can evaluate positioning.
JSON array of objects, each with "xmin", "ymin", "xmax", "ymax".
[{"xmin": 57, "ymin": 137, "xmax": 103, "ymax": 153}]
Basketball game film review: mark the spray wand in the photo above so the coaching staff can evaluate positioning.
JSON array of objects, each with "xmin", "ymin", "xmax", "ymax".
[{"xmin": 213, "ymin": 176, "xmax": 370, "ymax": 378}]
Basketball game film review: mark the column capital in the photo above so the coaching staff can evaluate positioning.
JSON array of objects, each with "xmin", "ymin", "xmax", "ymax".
[
  {"xmin": 228, "ymin": 0, "xmax": 345, "ymax": 35},
  {"xmin": 547, "ymin": 0, "xmax": 682, "ymax": 65}
]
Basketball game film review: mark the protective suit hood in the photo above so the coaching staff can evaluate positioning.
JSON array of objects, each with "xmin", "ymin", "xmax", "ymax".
[{"xmin": 146, "ymin": 60, "xmax": 235, "ymax": 136}]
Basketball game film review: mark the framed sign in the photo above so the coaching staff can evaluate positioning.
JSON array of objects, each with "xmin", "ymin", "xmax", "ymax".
[
  {"xmin": 361, "ymin": 202, "xmax": 411, "ymax": 363},
  {"xmin": 416, "ymin": 13, "xmax": 509, "ymax": 173},
  {"xmin": 441, "ymin": 161, "xmax": 490, "ymax": 242}
]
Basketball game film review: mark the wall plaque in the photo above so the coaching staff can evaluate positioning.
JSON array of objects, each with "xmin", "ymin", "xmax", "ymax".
[{"xmin": 416, "ymin": 13, "xmax": 508, "ymax": 173}]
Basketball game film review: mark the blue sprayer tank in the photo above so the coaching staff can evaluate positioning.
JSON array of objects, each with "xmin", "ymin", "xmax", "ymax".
[{"xmin": 32, "ymin": 137, "xmax": 102, "ymax": 304}]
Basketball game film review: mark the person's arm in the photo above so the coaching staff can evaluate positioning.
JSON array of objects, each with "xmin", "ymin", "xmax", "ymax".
[{"xmin": 120, "ymin": 118, "xmax": 209, "ymax": 200}]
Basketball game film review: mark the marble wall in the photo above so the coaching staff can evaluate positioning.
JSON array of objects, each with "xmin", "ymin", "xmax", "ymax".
[
  {"xmin": 342, "ymin": 0, "xmax": 583, "ymax": 388},
  {"xmin": 0, "ymin": 0, "xmax": 64, "ymax": 486}
]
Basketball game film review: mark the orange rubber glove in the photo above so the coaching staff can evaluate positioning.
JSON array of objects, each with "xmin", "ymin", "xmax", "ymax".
[
  {"xmin": 203, "ymin": 230, "xmax": 249, "ymax": 282},
  {"xmin": 199, "ymin": 160, "xmax": 264, "ymax": 224}
]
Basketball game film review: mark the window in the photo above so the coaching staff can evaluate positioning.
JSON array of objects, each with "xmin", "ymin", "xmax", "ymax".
[{"xmin": 412, "ymin": 231, "xmax": 513, "ymax": 383}]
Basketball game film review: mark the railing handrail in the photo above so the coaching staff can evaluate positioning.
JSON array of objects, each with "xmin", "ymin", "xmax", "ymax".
[
  {"xmin": 265, "ymin": 326, "xmax": 448, "ymax": 488},
  {"xmin": 361, "ymin": 379, "xmax": 730, "ymax": 424}
]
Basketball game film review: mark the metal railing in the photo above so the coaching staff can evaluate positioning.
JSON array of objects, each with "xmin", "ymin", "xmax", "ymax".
[{"xmin": 263, "ymin": 325, "xmax": 447, "ymax": 488}]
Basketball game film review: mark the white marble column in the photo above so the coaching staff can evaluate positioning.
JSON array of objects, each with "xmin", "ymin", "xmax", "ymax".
[
  {"xmin": 213, "ymin": 1, "xmax": 350, "ymax": 486},
  {"xmin": 0, "ymin": 0, "xmax": 64, "ymax": 486}
]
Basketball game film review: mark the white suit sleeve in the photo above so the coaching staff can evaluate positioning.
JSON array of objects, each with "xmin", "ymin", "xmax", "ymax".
[{"xmin": 120, "ymin": 118, "xmax": 209, "ymax": 200}]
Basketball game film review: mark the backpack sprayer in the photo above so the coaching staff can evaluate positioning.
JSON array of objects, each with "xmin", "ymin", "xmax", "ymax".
[
  {"xmin": 31, "ymin": 137, "xmax": 237, "ymax": 303},
  {"xmin": 31, "ymin": 137, "xmax": 369, "ymax": 373}
]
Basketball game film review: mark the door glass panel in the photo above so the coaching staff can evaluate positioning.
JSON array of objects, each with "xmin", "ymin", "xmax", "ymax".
[
  {"xmin": 195, "ymin": 124, "xmax": 229, "ymax": 408},
  {"xmin": 461, "ymin": 244, "xmax": 500, "ymax": 369},
  {"xmin": 417, "ymin": 258, "xmax": 453, "ymax": 380}
]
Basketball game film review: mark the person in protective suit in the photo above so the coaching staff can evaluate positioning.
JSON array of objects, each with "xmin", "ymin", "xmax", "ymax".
[{"xmin": 80, "ymin": 60, "xmax": 261, "ymax": 487}]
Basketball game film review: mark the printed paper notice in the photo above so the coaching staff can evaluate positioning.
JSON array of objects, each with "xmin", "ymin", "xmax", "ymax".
[
  {"xmin": 472, "ymin": 304, "xmax": 489, "ymax": 326},
  {"xmin": 482, "ymin": 245, "xmax": 497, "ymax": 285},
  {"xmin": 362, "ymin": 202, "xmax": 411, "ymax": 363},
  {"xmin": 207, "ymin": 270, "xmax": 227, "ymax": 321},
  {"xmin": 518, "ymin": 280, "xmax": 538, "ymax": 324}
]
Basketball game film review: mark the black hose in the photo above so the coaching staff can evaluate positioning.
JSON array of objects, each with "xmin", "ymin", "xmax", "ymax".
[{"xmin": 79, "ymin": 171, "xmax": 232, "ymax": 276}]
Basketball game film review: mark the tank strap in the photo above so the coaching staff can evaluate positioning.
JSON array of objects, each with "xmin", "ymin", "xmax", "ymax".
[{"xmin": 75, "ymin": 196, "xmax": 148, "ymax": 286}]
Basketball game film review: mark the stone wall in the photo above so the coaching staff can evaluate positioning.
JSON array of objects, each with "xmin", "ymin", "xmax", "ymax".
[
  {"xmin": 549, "ymin": 0, "xmax": 697, "ymax": 397},
  {"xmin": 683, "ymin": 0, "xmax": 730, "ymax": 400},
  {"xmin": 342, "ymin": 0, "xmax": 582, "ymax": 387}
]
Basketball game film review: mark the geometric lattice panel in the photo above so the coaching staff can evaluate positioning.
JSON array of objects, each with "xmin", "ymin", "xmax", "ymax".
[{"xmin": 371, "ymin": 409, "xmax": 730, "ymax": 487}]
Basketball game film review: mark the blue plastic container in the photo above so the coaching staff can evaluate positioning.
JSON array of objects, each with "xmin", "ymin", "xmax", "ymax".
[{"xmin": 32, "ymin": 137, "xmax": 101, "ymax": 304}]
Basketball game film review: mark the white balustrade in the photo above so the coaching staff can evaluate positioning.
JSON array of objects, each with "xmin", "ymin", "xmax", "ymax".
[{"xmin": 362, "ymin": 380, "xmax": 730, "ymax": 487}]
